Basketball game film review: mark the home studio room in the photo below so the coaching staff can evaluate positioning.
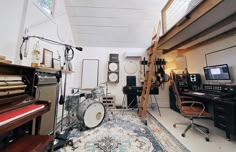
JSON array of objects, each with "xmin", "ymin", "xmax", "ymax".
[{"xmin": 0, "ymin": 0, "xmax": 236, "ymax": 152}]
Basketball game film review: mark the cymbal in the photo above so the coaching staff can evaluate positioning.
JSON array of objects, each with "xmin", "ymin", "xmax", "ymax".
[{"xmin": 100, "ymin": 81, "xmax": 108, "ymax": 84}]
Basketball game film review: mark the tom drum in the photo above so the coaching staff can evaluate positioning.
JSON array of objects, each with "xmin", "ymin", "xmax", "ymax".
[{"xmin": 77, "ymin": 99, "xmax": 105, "ymax": 128}]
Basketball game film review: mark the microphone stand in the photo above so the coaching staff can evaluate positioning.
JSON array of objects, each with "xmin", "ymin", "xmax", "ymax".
[
  {"xmin": 54, "ymin": 46, "xmax": 77, "ymax": 151},
  {"xmin": 19, "ymin": 35, "xmax": 82, "ymax": 61}
]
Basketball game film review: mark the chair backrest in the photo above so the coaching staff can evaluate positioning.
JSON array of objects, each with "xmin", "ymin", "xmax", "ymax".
[{"xmin": 170, "ymin": 80, "xmax": 182, "ymax": 110}]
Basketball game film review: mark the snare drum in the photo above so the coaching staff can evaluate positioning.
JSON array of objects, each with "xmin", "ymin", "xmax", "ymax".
[{"xmin": 77, "ymin": 99, "xmax": 105, "ymax": 128}]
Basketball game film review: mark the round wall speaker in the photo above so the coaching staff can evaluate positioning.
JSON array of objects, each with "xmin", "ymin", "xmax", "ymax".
[
  {"xmin": 108, "ymin": 72, "xmax": 119, "ymax": 82},
  {"xmin": 108, "ymin": 62, "xmax": 118, "ymax": 72}
]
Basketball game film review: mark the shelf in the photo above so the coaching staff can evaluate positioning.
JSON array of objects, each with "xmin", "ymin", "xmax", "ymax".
[
  {"xmin": 3, "ymin": 135, "xmax": 54, "ymax": 152},
  {"xmin": 157, "ymin": 0, "xmax": 236, "ymax": 54},
  {"xmin": 0, "ymin": 63, "xmax": 35, "ymax": 70},
  {"xmin": 36, "ymin": 67, "xmax": 74, "ymax": 73}
]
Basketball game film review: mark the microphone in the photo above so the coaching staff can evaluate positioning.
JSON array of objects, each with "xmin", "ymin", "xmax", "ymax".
[{"xmin": 75, "ymin": 47, "xmax": 83, "ymax": 51}]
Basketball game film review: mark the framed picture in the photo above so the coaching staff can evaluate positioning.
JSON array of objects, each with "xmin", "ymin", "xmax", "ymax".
[
  {"xmin": 42, "ymin": 48, "xmax": 53, "ymax": 68},
  {"xmin": 52, "ymin": 58, "xmax": 61, "ymax": 69}
]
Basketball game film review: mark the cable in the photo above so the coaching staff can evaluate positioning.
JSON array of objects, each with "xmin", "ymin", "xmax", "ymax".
[
  {"xmin": 35, "ymin": 86, "xmax": 41, "ymax": 101},
  {"xmin": 19, "ymin": 35, "xmax": 82, "ymax": 61},
  {"xmin": 19, "ymin": 37, "xmax": 28, "ymax": 60},
  {"xmin": 64, "ymin": 46, "xmax": 74, "ymax": 62}
]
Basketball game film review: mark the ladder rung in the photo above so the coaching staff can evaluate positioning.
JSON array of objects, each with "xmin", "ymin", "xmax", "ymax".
[{"xmin": 148, "ymin": 50, "xmax": 153, "ymax": 56}]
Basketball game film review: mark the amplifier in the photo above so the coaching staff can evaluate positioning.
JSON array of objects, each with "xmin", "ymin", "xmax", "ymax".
[
  {"xmin": 188, "ymin": 74, "xmax": 201, "ymax": 86},
  {"xmin": 109, "ymin": 54, "xmax": 119, "ymax": 62},
  {"xmin": 35, "ymin": 72, "xmax": 58, "ymax": 85}
]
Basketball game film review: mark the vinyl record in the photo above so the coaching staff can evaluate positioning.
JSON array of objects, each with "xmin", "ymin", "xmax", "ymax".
[
  {"xmin": 108, "ymin": 73, "xmax": 118, "ymax": 82},
  {"xmin": 109, "ymin": 62, "xmax": 118, "ymax": 72}
]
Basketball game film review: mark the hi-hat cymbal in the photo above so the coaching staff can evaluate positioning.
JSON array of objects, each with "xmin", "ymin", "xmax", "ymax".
[
  {"xmin": 79, "ymin": 88, "xmax": 92, "ymax": 90},
  {"xmin": 97, "ymin": 86, "xmax": 105, "ymax": 88}
]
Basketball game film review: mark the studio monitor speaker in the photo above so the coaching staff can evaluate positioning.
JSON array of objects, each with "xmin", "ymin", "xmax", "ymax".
[{"xmin": 188, "ymin": 74, "xmax": 201, "ymax": 86}]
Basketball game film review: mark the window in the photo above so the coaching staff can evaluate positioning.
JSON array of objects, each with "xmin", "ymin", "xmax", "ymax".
[
  {"xmin": 162, "ymin": 0, "xmax": 204, "ymax": 34},
  {"xmin": 34, "ymin": 0, "xmax": 55, "ymax": 15}
]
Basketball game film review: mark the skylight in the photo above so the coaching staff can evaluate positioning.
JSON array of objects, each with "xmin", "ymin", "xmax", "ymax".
[
  {"xmin": 34, "ymin": 0, "xmax": 54, "ymax": 15},
  {"xmin": 162, "ymin": 0, "xmax": 204, "ymax": 34}
]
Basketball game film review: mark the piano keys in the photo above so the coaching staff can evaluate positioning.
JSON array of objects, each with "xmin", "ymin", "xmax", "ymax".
[{"xmin": 0, "ymin": 104, "xmax": 45, "ymax": 127}]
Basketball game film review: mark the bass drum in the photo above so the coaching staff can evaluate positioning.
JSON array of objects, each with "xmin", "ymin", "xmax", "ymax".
[{"xmin": 77, "ymin": 99, "xmax": 105, "ymax": 128}]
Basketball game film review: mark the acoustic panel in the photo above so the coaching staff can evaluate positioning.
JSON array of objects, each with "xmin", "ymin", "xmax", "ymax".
[{"xmin": 81, "ymin": 59, "xmax": 99, "ymax": 89}]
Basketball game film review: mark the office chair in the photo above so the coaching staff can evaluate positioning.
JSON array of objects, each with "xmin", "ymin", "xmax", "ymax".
[{"xmin": 170, "ymin": 80, "xmax": 211, "ymax": 141}]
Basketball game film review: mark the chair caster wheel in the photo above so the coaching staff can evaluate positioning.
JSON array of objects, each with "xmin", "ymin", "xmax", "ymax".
[
  {"xmin": 205, "ymin": 137, "xmax": 210, "ymax": 142},
  {"xmin": 141, "ymin": 119, "xmax": 147, "ymax": 125},
  {"xmin": 144, "ymin": 120, "xmax": 147, "ymax": 126},
  {"xmin": 173, "ymin": 124, "xmax": 176, "ymax": 128},
  {"xmin": 181, "ymin": 133, "xmax": 185, "ymax": 137}
]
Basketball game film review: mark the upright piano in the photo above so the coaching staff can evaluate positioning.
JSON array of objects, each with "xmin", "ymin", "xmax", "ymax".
[{"xmin": 0, "ymin": 63, "xmax": 54, "ymax": 151}]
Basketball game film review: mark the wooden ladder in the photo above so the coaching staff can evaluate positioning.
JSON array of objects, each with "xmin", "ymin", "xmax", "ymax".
[{"xmin": 138, "ymin": 41, "xmax": 159, "ymax": 118}]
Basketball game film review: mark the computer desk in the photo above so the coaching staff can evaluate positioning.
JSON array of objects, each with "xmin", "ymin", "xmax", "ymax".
[{"xmin": 181, "ymin": 91, "xmax": 236, "ymax": 140}]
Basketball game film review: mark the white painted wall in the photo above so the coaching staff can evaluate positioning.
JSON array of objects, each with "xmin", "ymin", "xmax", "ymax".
[
  {"xmin": 0, "ymin": 0, "xmax": 25, "ymax": 61},
  {"xmin": 71, "ymin": 47, "xmax": 170, "ymax": 108},
  {"xmin": 72, "ymin": 47, "xmax": 146, "ymax": 106},
  {"xmin": 184, "ymin": 33, "xmax": 236, "ymax": 84},
  {"xmin": 21, "ymin": 0, "xmax": 75, "ymax": 66}
]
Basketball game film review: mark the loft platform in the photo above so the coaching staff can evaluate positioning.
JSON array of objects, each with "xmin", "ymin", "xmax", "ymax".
[{"xmin": 157, "ymin": 0, "xmax": 236, "ymax": 54}]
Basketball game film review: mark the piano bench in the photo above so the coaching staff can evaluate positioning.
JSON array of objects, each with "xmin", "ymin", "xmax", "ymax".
[{"xmin": 3, "ymin": 135, "xmax": 54, "ymax": 152}]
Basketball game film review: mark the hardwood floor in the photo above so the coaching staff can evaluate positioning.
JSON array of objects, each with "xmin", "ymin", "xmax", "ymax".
[{"xmin": 148, "ymin": 107, "xmax": 236, "ymax": 152}]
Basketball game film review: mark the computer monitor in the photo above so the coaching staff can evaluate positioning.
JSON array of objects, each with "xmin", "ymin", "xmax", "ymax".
[{"xmin": 203, "ymin": 64, "xmax": 231, "ymax": 80}]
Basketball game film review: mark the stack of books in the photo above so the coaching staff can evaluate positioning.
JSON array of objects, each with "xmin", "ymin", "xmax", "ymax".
[{"xmin": 0, "ymin": 75, "xmax": 26, "ymax": 96}]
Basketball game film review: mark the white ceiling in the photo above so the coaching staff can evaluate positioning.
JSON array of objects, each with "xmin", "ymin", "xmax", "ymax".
[{"xmin": 65, "ymin": 0, "xmax": 167, "ymax": 48}]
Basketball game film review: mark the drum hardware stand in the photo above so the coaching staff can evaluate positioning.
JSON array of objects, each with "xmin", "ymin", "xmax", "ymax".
[
  {"xmin": 149, "ymin": 95, "xmax": 161, "ymax": 116},
  {"xmin": 122, "ymin": 93, "xmax": 139, "ymax": 115},
  {"xmin": 101, "ymin": 82, "xmax": 114, "ymax": 121}
]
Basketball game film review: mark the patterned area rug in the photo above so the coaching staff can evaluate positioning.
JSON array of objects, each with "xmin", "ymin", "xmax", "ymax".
[{"xmin": 58, "ymin": 110, "xmax": 189, "ymax": 152}]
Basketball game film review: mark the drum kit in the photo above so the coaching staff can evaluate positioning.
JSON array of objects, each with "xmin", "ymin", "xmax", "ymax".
[{"xmin": 64, "ymin": 85, "xmax": 107, "ymax": 129}]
